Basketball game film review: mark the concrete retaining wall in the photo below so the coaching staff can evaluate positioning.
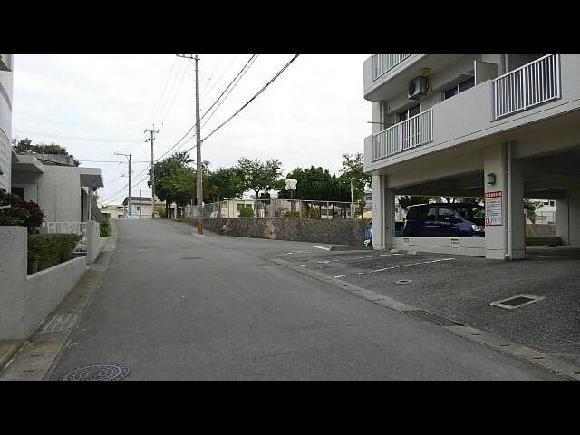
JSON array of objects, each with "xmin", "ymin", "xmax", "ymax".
[
  {"xmin": 0, "ymin": 225, "xmax": 101, "ymax": 340},
  {"xmin": 527, "ymin": 224, "xmax": 556, "ymax": 237},
  {"xmin": 191, "ymin": 218, "xmax": 370, "ymax": 246}
]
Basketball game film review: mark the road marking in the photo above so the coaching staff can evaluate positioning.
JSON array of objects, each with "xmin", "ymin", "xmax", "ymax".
[
  {"xmin": 334, "ymin": 274, "xmax": 346, "ymax": 278},
  {"xmin": 317, "ymin": 260, "xmax": 331, "ymax": 264},
  {"xmin": 314, "ymin": 245, "xmax": 331, "ymax": 251},
  {"xmin": 402, "ymin": 258, "xmax": 455, "ymax": 267}
]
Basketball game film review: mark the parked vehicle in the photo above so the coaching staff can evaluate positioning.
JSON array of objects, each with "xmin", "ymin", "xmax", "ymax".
[{"xmin": 403, "ymin": 203, "xmax": 485, "ymax": 237}]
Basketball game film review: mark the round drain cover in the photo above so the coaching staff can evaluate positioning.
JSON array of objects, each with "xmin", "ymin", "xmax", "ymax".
[
  {"xmin": 395, "ymin": 279, "xmax": 412, "ymax": 285},
  {"xmin": 63, "ymin": 363, "xmax": 130, "ymax": 381}
]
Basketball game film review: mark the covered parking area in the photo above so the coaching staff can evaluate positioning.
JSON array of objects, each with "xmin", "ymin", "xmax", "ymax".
[{"xmin": 371, "ymin": 111, "xmax": 580, "ymax": 260}]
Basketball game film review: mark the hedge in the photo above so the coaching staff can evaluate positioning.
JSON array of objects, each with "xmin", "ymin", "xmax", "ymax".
[
  {"xmin": 100, "ymin": 218, "xmax": 111, "ymax": 237},
  {"xmin": 27, "ymin": 233, "xmax": 81, "ymax": 274}
]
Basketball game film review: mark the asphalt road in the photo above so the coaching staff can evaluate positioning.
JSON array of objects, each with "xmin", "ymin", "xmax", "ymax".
[{"xmin": 50, "ymin": 220, "xmax": 563, "ymax": 380}]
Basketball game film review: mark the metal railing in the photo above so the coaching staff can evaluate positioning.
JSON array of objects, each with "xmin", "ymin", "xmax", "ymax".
[
  {"xmin": 183, "ymin": 199, "xmax": 364, "ymax": 220},
  {"xmin": 493, "ymin": 54, "xmax": 560, "ymax": 120},
  {"xmin": 371, "ymin": 54, "xmax": 412, "ymax": 81},
  {"xmin": 43, "ymin": 222, "xmax": 87, "ymax": 244},
  {"xmin": 372, "ymin": 109, "xmax": 433, "ymax": 161}
]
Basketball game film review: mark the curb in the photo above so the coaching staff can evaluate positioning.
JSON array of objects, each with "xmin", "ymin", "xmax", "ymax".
[
  {"xmin": 270, "ymin": 256, "xmax": 580, "ymax": 381},
  {"xmin": 0, "ymin": 221, "xmax": 119, "ymax": 381}
]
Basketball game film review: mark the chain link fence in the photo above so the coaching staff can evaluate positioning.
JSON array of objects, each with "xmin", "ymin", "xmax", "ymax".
[{"xmin": 183, "ymin": 198, "xmax": 365, "ymax": 220}]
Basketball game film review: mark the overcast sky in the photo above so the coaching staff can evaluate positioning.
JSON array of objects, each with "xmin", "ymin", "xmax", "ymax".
[{"xmin": 12, "ymin": 54, "xmax": 371, "ymax": 204}]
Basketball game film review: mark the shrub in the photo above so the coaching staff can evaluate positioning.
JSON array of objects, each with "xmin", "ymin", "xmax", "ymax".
[
  {"xmin": 283, "ymin": 211, "xmax": 301, "ymax": 218},
  {"xmin": 0, "ymin": 190, "xmax": 45, "ymax": 232},
  {"xmin": 156, "ymin": 205, "xmax": 166, "ymax": 218},
  {"xmin": 238, "ymin": 206, "xmax": 255, "ymax": 218},
  {"xmin": 100, "ymin": 218, "xmax": 111, "ymax": 237},
  {"xmin": 27, "ymin": 233, "xmax": 81, "ymax": 274}
]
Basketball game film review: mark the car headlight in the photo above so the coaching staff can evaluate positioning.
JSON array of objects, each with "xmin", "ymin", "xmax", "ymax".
[{"xmin": 471, "ymin": 225, "xmax": 484, "ymax": 232}]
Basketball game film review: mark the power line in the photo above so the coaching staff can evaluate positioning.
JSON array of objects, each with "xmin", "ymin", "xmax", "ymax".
[
  {"xmin": 150, "ymin": 57, "xmax": 178, "ymax": 126},
  {"xmin": 202, "ymin": 54, "xmax": 300, "ymax": 142},
  {"xmin": 155, "ymin": 54, "xmax": 259, "ymax": 161}
]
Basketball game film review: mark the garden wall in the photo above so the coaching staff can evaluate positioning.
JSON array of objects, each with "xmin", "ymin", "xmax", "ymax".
[{"xmin": 189, "ymin": 218, "xmax": 370, "ymax": 246}]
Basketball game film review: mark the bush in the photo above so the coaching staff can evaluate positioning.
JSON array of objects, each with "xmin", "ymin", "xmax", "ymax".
[
  {"xmin": 100, "ymin": 218, "xmax": 111, "ymax": 237},
  {"xmin": 283, "ymin": 211, "xmax": 301, "ymax": 218},
  {"xmin": 238, "ymin": 206, "xmax": 255, "ymax": 218},
  {"xmin": 27, "ymin": 233, "xmax": 81, "ymax": 274},
  {"xmin": 156, "ymin": 205, "xmax": 167, "ymax": 218},
  {"xmin": 0, "ymin": 190, "xmax": 45, "ymax": 232}
]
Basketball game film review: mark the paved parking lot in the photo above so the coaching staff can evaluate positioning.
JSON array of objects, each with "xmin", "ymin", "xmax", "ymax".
[{"xmin": 279, "ymin": 246, "xmax": 580, "ymax": 366}]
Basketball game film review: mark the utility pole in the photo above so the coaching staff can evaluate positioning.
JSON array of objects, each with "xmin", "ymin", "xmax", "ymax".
[
  {"xmin": 145, "ymin": 125, "xmax": 159, "ymax": 219},
  {"xmin": 114, "ymin": 152, "xmax": 132, "ymax": 217},
  {"xmin": 177, "ymin": 53, "xmax": 203, "ymax": 234}
]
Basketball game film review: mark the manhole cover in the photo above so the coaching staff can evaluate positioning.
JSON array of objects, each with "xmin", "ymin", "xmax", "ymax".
[
  {"xmin": 62, "ymin": 363, "xmax": 130, "ymax": 381},
  {"xmin": 490, "ymin": 294, "xmax": 545, "ymax": 310},
  {"xmin": 396, "ymin": 279, "xmax": 412, "ymax": 285}
]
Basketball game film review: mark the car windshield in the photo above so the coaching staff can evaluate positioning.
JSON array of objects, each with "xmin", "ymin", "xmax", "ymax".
[{"xmin": 455, "ymin": 205, "xmax": 485, "ymax": 220}]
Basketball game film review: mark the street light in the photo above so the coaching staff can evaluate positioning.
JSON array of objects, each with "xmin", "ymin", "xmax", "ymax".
[{"xmin": 286, "ymin": 178, "xmax": 297, "ymax": 214}]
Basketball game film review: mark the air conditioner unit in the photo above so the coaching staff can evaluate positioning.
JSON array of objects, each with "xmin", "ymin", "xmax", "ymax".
[{"xmin": 408, "ymin": 76, "xmax": 429, "ymax": 100}]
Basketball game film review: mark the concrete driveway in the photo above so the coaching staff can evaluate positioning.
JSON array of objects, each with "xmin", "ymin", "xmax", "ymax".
[{"xmin": 281, "ymin": 245, "xmax": 580, "ymax": 368}]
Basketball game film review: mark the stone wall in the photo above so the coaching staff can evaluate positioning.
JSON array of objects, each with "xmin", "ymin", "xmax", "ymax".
[
  {"xmin": 526, "ymin": 224, "xmax": 556, "ymax": 237},
  {"xmin": 190, "ymin": 218, "xmax": 371, "ymax": 246}
]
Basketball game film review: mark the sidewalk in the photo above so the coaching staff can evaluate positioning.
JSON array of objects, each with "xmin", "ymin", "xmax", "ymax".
[{"xmin": 277, "ymin": 246, "xmax": 580, "ymax": 371}]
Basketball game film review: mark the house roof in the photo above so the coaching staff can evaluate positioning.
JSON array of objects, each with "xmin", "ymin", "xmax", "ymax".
[{"xmin": 122, "ymin": 196, "xmax": 154, "ymax": 205}]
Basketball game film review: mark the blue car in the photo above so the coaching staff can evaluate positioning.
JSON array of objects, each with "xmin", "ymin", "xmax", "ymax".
[{"xmin": 403, "ymin": 203, "xmax": 485, "ymax": 237}]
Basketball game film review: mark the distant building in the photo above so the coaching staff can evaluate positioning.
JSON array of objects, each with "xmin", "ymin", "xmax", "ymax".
[
  {"xmin": 11, "ymin": 153, "xmax": 103, "ymax": 222},
  {"xmin": 100, "ymin": 204, "xmax": 125, "ymax": 219},
  {"xmin": 122, "ymin": 196, "xmax": 157, "ymax": 218}
]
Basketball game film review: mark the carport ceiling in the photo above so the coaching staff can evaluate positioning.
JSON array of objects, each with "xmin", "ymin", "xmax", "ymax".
[
  {"xmin": 522, "ymin": 147, "xmax": 580, "ymax": 198},
  {"xmin": 394, "ymin": 171, "xmax": 484, "ymax": 197}
]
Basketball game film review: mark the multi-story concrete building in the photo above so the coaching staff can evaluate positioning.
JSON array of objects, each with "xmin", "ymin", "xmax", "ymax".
[
  {"xmin": 363, "ymin": 54, "xmax": 580, "ymax": 259},
  {"xmin": 0, "ymin": 54, "xmax": 14, "ymax": 193}
]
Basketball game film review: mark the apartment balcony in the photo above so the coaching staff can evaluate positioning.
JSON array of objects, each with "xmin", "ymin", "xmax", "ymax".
[
  {"xmin": 363, "ymin": 54, "xmax": 468, "ymax": 101},
  {"xmin": 364, "ymin": 54, "xmax": 579, "ymax": 173}
]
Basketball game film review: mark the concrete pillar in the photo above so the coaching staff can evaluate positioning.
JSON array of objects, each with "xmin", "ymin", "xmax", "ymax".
[
  {"xmin": 86, "ymin": 220, "xmax": 100, "ymax": 265},
  {"xmin": 556, "ymin": 196, "xmax": 569, "ymax": 245},
  {"xmin": 568, "ymin": 188, "xmax": 580, "ymax": 246},
  {"xmin": 0, "ymin": 226, "xmax": 27, "ymax": 339},
  {"xmin": 371, "ymin": 174, "xmax": 394, "ymax": 250},
  {"xmin": 484, "ymin": 142, "xmax": 525, "ymax": 260}
]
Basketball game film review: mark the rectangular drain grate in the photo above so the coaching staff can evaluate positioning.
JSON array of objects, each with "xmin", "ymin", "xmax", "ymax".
[
  {"xmin": 403, "ymin": 310, "xmax": 463, "ymax": 327},
  {"xmin": 490, "ymin": 294, "xmax": 545, "ymax": 310},
  {"xmin": 40, "ymin": 313, "xmax": 79, "ymax": 334}
]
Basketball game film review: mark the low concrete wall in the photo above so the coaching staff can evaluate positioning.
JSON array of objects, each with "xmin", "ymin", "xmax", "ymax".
[
  {"xmin": 0, "ymin": 226, "xmax": 88, "ymax": 340},
  {"xmin": 392, "ymin": 236, "xmax": 486, "ymax": 257},
  {"xmin": 86, "ymin": 220, "xmax": 101, "ymax": 265},
  {"xmin": 24, "ymin": 257, "xmax": 86, "ymax": 335},
  {"xmin": 526, "ymin": 224, "xmax": 556, "ymax": 237},
  {"xmin": 192, "ymin": 218, "xmax": 370, "ymax": 246}
]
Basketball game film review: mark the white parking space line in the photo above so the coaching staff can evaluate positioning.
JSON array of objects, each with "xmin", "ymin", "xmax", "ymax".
[
  {"xmin": 402, "ymin": 258, "xmax": 455, "ymax": 267},
  {"xmin": 317, "ymin": 260, "xmax": 331, "ymax": 264},
  {"xmin": 314, "ymin": 245, "xmax": 331, "ymax": 251},
  {"xmin": 334, "ymin": 274, "xmax": 346, "ymax": 278}
]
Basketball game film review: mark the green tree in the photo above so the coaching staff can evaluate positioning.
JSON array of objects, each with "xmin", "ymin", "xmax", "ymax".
[
  {"xmin": 278, "ymin": 166, "xmax": 350, "ymax": 201},
  {"xmin": 398, "ymin": 195, "xmax": 439, "ymax": 209},
  {"xmin": 150, "ymin": 152, "xmax": 191, "ymax": 216},
  {"xmin": 236, "ymin": 157, "xmax": 283, "ymax": 199},
  {"xmin": 524, "ymin": 198, "xmax": 537, "ymax": 224},
  {"xmin": 206, "ymin": 167, "xmax": 245, "ymax": 202},
  {"xmin": 12, "ymin": 138, "xmax": 79, "ymax": 166},
  {"xmin": 339, "ymin": 153, "xmax": 371, "ymax": 202}
]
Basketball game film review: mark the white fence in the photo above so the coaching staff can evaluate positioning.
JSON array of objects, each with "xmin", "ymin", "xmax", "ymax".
[
  {"xmin": 371, "ymin": 54, "xmax": 412, "ymax": 80},
  {"xmin": 493, "ymin": 54, "xmax": 560, "ymax": 120},
  {"xmin": 372, "ymin": 109, "xmax": 433, "ymax": 161},
  {"xmin": 43, "ymin": 222, "xmax": 87, "ymax": 244}
]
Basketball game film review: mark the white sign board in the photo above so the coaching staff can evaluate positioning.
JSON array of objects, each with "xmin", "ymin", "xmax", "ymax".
[{"xmin": 485, "ymin": 191, "xmax": 503, "ymax": 226}]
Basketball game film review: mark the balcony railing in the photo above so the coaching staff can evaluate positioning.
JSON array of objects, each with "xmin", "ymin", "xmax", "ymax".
[
  {"xmin": 371, "ymin": 54, "xmax": 412, "ymax": 81},
  {"xmin": 493, "ymin": 54, "xmax": 560, "ymax": 120},
  {"xmin": 372, "ymin": 109, "xmax": 433, "ymax": 161}
]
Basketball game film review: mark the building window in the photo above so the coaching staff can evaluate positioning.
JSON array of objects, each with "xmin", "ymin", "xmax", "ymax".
[
  {"xmin": 398, "ymin": 104, "xmax": 420, "ymax": 122},
  {"xmin": 442, "ymin": 75, "xmax": 475, "ymax": 101}
]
